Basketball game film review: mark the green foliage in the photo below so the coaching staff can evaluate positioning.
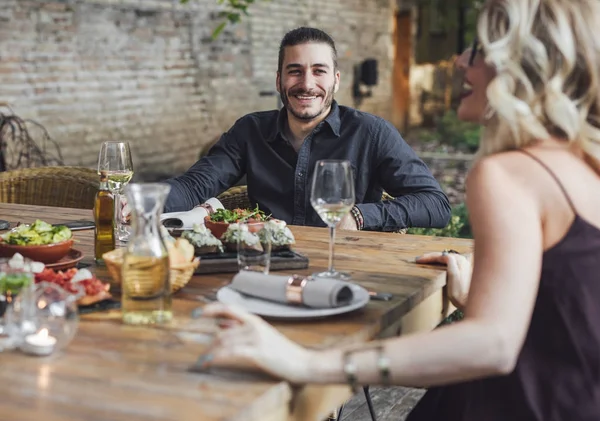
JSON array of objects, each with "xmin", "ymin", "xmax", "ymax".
[
  {"xmin": 438, "ymin": 309, "xmax": 465, "ymax": 326},
  {"xmin": 180, "ymin": 0, "xmax": 269, "ymax": 39},
  {"xmin": 436, "ymin": 110, "xmax": 481, "ymax": 153},
  {"xmin": 407, "ymin": 202, "xmax": 472, "ymax": 239}
]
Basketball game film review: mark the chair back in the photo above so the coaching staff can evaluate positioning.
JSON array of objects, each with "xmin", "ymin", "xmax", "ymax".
[
  {"xmin": 217, "ymin": 185, "xmax": 251, "ymax": 210},
  {"xmin": 0, "ymin": 166, "xmax": 99, "ymax": 209}
]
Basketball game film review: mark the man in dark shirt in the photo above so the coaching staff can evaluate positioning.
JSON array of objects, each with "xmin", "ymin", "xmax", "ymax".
[{"xmin": 164, "ymin": 27, "xmax": 451, "ymax": 232}]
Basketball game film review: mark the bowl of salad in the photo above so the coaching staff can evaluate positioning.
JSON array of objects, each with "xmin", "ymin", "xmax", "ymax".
[
  {"xmin": 0, "ymin": 219, "xmax": 73, "ymax": 264},
  {"xmin": 204, "ymin": 206, "xmax": 270, "ymax": 239}
]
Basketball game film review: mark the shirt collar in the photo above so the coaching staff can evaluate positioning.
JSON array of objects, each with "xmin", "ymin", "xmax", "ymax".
[{"xmin": 269, "ymin": 100, "xmax": 341, "ymax": 142}]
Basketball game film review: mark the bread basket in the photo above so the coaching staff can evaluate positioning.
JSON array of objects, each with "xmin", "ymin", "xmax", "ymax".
[{"xmin": 102, "ymin": 248, "xmax": 199, "ymax": 294}]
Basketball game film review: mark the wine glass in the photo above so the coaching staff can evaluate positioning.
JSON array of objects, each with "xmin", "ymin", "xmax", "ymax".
[
  {"xmin": 310, "ymin": 160, "xmax": 355, "ymax": 280},
  {"xmin": 97, "ymin": 141, "xmax": 134, "ymax": 242}
]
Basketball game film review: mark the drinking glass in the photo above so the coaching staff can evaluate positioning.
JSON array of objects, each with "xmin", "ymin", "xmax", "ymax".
[
  {"xmin": 98, "ymin": 141, "xmax": 134, "ymax": 242},
  {"xmin": 237, "ymin": 222, "xmax": 272, "ymax": 274},
  {"xmin": 310, "ymin": 160, "xmax": 355, "ymax": 280}
]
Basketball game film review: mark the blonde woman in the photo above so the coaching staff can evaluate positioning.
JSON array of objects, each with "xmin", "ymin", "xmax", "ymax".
[{"xmin": 199, "ymin": 1, "xmax": 600, "ymax": 419}]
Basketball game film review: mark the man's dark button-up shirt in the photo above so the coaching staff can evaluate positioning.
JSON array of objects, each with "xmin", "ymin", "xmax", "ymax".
[{"xmin": 164, "ymin": 101, "xmax": 451, "ymax": 232}]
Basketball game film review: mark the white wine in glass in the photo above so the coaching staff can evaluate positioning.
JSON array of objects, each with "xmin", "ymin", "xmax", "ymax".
[
  {"xmin": 98, "ymin": 141, "xmax": 134, "ymax": 242},
  {"xmin": 105, "ymin": 170, "xmax": 134, "ymax": 192},
  {"xmin": 310, "ymin": 160, "xmax": 355, "ymax": 280}
]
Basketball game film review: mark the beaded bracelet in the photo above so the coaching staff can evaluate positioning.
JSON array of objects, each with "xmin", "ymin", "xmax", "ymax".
[
  {"xmin": 350, "ymin": 206, "xmax": 364, "ymax": 230},
  {"xmin": 342, "ymin": 344, "xmax": 391, "ymax": 392}
]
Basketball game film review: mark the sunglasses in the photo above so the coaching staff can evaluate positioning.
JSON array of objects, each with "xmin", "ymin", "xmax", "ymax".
[{"xmin": 468, "ymin": 37, "xmax": 483, "ymax": 66}]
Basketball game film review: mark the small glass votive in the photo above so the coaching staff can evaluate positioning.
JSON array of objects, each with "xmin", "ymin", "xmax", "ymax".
[
  {"xmin": 14, "ymin": 281, "xmax": 81, "ymax": 356},
  {"xmin": 20, "ymin": 328, "xmax": 57, "ymax": 356},
  {"xmin": 237, "ymin": 222, "xmax": 271, "ymax": 274}
]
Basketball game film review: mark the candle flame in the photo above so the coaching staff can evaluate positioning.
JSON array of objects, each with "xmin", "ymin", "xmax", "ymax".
[{"xmin": 38, "ymin": 328, "xmax": 48, "ymax": 339}]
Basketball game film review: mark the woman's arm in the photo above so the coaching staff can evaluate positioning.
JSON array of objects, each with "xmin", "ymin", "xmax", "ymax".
[
  {"xmin": 302, "ymin": 157, "xmax": 544, "ymax": 387},
  {"xmin": 202, "ymin": 157, "xmax": 545, "ymax": 387}
]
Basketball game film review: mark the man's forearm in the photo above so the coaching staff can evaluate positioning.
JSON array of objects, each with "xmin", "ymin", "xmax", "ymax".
[
  {"xmin": 163, "ymin": 178, "xmax": 203, "ymax": 213},
  {"xmin": 356, "ymin": 190, "xmax": 451, "ymax": 232}
]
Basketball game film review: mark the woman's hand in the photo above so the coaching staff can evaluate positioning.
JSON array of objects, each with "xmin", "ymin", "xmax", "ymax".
[
  {"xmin": 416, "ymin": 251, "xmax": 472, "ymax": 310},
  {"xmin": 199, "ymin": 303, "xmax": 314, "ymax": 384}
]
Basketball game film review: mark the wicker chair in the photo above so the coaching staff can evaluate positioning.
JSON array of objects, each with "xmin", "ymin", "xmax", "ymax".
[
  {"xmin": 217, "ymin": 185, "xmax": 407, "ymax": 233},
  {"xmin": 217, "ymin": 185, "xmax": 252, "ymax": 210},
  {"xmin": 0, "ymin": 166, "xmax": 99, "ymax": 209}
]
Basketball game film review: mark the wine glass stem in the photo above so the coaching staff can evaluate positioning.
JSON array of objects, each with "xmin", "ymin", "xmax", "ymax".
[
  {"xmin": 113, "ymin": 192, "xmax": 121, "ymax": 234},
  {"xmin": 328, "ymin": 225, "xmax": 336, "ymax": 274}
]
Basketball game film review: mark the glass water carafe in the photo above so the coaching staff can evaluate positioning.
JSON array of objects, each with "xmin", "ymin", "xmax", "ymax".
[{"xmin": 122, "ymin": 183, "xmax": 172, "ymax": 325}]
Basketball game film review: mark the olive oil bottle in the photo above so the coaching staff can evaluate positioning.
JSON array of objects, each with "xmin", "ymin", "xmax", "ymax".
[{"xmin": 94, "ymin": 172, "xmax": 116, "ymax": 263}]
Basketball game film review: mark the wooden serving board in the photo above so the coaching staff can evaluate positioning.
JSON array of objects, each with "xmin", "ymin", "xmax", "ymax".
[{"xmin": 194, "ymin": 249, "xmax": 309, "ymax": 274}]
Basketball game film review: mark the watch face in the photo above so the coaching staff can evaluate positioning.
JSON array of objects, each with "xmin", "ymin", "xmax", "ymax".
[{"xmin": 0, "ymin": 220, "xmax": 9, "ymax": 231}]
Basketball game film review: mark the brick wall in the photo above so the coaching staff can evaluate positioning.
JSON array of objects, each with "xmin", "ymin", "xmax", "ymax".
[{"xmin": 0, "ymin": 0, "xmax": 396, "ymax": 179}]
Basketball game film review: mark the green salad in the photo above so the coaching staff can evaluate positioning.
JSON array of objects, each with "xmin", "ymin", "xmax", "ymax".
[
  {"xmin": 0, "ymin": 272, "xmax": 31, "ymax": 293},
  {"xmin": 1, "ymin": 219, "xmax": 72, "ymax": 245},
  {"xmin": 208, "ymin": 205, "xmax": 270, "ymax": 223}
]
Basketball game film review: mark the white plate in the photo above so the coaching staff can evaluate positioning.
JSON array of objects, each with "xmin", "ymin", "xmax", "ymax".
[{"xmin": 216, "ymin": 284, "xmax": 370, "ymax": 319}]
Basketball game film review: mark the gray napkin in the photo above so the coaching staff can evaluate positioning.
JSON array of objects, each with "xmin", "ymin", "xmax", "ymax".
[{"xmin": 230, "ymin": 271, "xmax": 354, "ymax": 308}]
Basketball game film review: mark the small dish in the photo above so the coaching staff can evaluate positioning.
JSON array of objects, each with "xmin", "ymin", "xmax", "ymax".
[
  {"xmin": 204, "ymin": 216, "xmax": 230, "ymax": 239},
  {"xmin": 0, "ymin": 239, "xmax": 74, "ymax": 264},
  {"xmin": 45, "ymin": 248, "xmax": 84, "ymax": 271}
]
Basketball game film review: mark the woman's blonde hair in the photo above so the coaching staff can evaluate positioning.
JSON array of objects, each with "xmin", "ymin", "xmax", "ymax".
[{"xmin": 477, "ymin": 0, "xmax": 600, "ymax": 169}]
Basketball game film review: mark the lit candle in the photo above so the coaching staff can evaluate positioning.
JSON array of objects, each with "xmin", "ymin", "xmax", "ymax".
[{"xmin": 20, "ymin": 328, "xmax": 57, "ymax": 356}]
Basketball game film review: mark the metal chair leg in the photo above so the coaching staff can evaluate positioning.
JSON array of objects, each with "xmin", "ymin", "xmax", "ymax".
[
  {"xmin": 335, "ymin": 404, "xmax": 344, "ymax": 420},
  {"xmin": 364, "ymin": 386, "xmax": 377, "ymax": 421},
  {"xmin": 332, "ymin": 387, "xmax": 376, "ymax": 421}
]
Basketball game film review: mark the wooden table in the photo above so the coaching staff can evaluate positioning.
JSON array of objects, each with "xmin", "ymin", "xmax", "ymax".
[{"xmin": 0, "ymin": 203, "xmax": 473, "ymax": 421}]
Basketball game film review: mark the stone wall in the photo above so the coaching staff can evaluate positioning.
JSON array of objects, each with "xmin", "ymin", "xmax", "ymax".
[{"xmin": 0, "ymin": 0, "xmax": 396, "ymax": 179}]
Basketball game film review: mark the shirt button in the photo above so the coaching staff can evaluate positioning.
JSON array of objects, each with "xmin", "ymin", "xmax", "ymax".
[{"xmin": 298, "ymin": 172, "xmax": 303, "ymax": 177}]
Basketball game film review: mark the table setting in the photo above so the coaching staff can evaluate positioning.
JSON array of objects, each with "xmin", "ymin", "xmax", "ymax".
[{"xmin": 0, "ymin": 150, "xmax": 474, "ymax": 421}]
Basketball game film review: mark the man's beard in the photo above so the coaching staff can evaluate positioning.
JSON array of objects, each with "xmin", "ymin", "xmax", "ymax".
[{"xmin": 280, "ymin": 83, "xmax": 336, "ymax": 121}]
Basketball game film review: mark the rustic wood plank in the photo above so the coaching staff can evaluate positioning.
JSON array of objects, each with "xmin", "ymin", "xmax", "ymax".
[{"xmin": 0, "ymin": 203, "xmax": 473, "ymax": 421}]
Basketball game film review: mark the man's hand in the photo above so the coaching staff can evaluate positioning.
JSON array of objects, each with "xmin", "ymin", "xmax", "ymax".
[{"xmin": 337, "ymin": 213, "xmax": 358, "ymax": 231}]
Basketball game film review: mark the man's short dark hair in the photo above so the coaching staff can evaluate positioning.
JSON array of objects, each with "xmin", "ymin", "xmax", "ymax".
[{"xmin": 277, "ymin": 27, "xmax": 338, "ymax": 73}]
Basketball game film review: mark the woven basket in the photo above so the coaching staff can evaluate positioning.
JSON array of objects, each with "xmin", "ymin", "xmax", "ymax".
[
  {"xmin": 102, "ymin": 248, "xmax": 199, "ymax": 294},
  {"xmin": 0, "ymin": 166, "xmax": 99, "ymax": 209}
]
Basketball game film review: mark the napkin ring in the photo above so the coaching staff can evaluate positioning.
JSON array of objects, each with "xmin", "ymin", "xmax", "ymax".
[{"xmin": 286, "ymin": 275, "xmax": 308, "ymax": 304}]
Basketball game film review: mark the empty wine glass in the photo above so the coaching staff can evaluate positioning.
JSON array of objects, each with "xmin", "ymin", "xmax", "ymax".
[
  {"xmin": 98, "ymin": 141, "xmax": 134, "ymax": 242},
  {"xmin": 310, "ymin": 160, "xmax": 355, "ymax": 280}
]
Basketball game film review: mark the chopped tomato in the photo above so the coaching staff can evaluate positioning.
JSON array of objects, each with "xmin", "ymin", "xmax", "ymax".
[{"xmin": 35, "ymin": 268, "xmax": 108, "ymax": 297}]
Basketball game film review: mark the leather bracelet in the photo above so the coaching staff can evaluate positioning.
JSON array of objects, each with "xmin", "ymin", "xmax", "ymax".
[{"xmin": 350, "ymin": 206, "xmax": 364, "ymax": 230}]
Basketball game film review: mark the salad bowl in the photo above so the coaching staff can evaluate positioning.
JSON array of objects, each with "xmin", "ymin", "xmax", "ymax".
[
  {"xmin": 204, "ymin": 206, "xmax": 269, "ymax": 239},
  {"xmin": 0, "ymin": 220, "xmax": 74, "ymax": 264}
]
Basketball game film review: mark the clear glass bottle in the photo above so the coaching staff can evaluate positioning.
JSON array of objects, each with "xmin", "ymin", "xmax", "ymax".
[
  {"xmin": 94, "ymin": 172, "xmax": 115, "ymax": 263},
  {"xmin": 121, "ymin": 183, "xmax": 171, "ymax": 325}
]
